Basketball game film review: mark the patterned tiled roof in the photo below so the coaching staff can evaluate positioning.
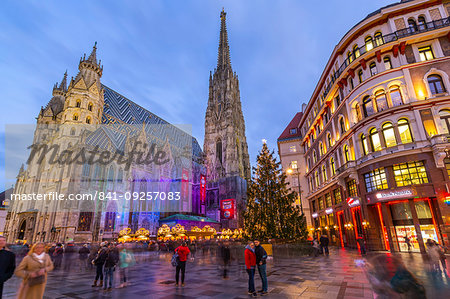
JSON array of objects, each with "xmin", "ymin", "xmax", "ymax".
[{"xmin": 277, "ymin": 112, "xmax": 303, "ymax": 142}]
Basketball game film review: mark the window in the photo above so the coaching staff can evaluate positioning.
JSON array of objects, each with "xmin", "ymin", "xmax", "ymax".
[
  {"xmin": 339, "ymin": 117, "xmax": 346, "ymax": 134},
  {"xmin": 382, "ymin": 122, "xmax": 397, "ymax": 147},
  {"xmin": 408, "ymin": 18, "xmax": 417, "ymax": 32},
  {"xmin": 307, "ymin": 158, "xmax": 311, "ymax": 172},
  {"xmin": 327, "ymin": 133, "xmax": 332, "ymax": 148},
  {"xmin": 77, "ymin": 212, "xmax": 93, "ymax": 231},
  {"xmin": 319, "ymin": 196, "xmax": 324, "ymax": 210},
  {"xmin": 363, "ymin": 96, "xmax": 374, "ymax": 117},
  {"xmin": 418, "ymin": 46, "xmax": 434, "ymax": 61},
  {"xmin": 216, "ymin": 139, "xmax": 222, "ymax": 164},
  {"xmin": 348, "ymin": 51, "xmax": 353, "ymax": 63},
  {"xmin": 364, "ymin": 167, "xmax": 388, "ymax": 192},
  {"xmin": 384, "ymin": 57, "xmax": 392, "ymax": 70},
  {"xmin": 365, "ymin": 36, "xmax": 374, "ymax": 51},
  {"xmin": 427, "ymin": 75, "xmax": 446, "ymax": 95},
  {"xmin": 389, "ymin": 85, "xmax": 403, "ymax": 107},
  {"xmin": 393, "ymin": 161, "xmax": 429, "ymax": 186},
  {"xmin": 398, "ymin": 118, "xmax": 413, "ymax": 143},
  {"xmin": 418, "ymin": 16, "xmax": 427, "ymax": 30},
  {"xmin": 325, "ymin": 193, "xmax": 332, "ymax": 207},
  {"xmin": 358, "ymin": 69, "xmax": 363, "ymax": 83},
  {"xmin": 291, "ymin": 160, "xmax": 298, "ymax": 169},
  {"xmin": 369, "ymin": 127, "xmax": 382, "ymax": 151},
  {"xmin": 82, "ymin": 163, "xmax": 90, "ymax": 177},
  {"xmin": 420, "ymin": 109, "xmax": 438, "ymax": 137},
  {"xmin": 70, "ymin": 127, "xmax": 76, "ymax": 135},
  {"xmin": 349, "ymin": 77, "xmax": 354, "ymax": 90},
  {"xmin": 117, "ymin": 168, "xmax": 123, "ymax": 183},
  {"xmin": 343, "ymin": 144, "xmax": 350, "ymax": 163},
  {"xmin": 347, "ymin": 180, "xmax": 358, "ymax": 197},
  {"xmin": 353, "ymin": 44, "xmax": 360, "ymax": 59},
  {"xmin": 375, "ymin": 90, "xmax": 389, "ymax": 112},
  {"xmin": 86, "ymin": 116, "xmax": 91, "ymax": 124},
  {"xmin": 439, "ymin": 109, "xmax": 450, "ymax": 134},
  {"xmin": 76, "ymin": 100, "xmax": 81, "ymax": 108},
  {"xmin": 323, "ymin": 111, "xmax": 329, "ymax": 124},
  {"xmin": 335, "ymin": 95, "xmax": 341, "ymax": 107},
  {"xmin": 369, "ymin": 62, "xmax": 377, "ymax": 76},
  {"xmin": 104, "ymin": 212, "xmax": 116, "ymax": 232},
  {"xmin": 309, "ymin": 177, "xmax": 313, "ymax": 191},
  {"xmin": 361, "ymin": 134, "xmax": 369, "ymax": 155},
  {"xmin": 322, "ymin": 165, "xmax": 327, "ymax": 182},
  {"xmin": 374, "ymin": 32, "xmax": 383, "ymax": 46},
  {"xmin": 290, "ymin": 128, "xmax": 297, "ymax": 134},
  {"xmin": 333, "ymin": 188, "xmax": 342, "ymax": 204},
  {"xmin": 445, "ymin": 159, "xmax": 450, "ymax": 180},
  {"xmin": 73, "ymin": 113, "xmax": 79, "ymax": 121},
  {"xmin": 289, "ymin": 145, "xmax": 297, "ymax": 152},
  {"xmin": 316, "ymin": 124, "xmax": 321, "ymax": 135},
  {"xmin": 330, "ymin": 158, "xmax": 336, "ymax": 176},
  {"xmin": 319, "ymin": 142, "xmax": 324, "ymax": 156},
  {"xmin": 314, "ymin": 171, "xmax": 320, "ymax": 187},
  {"xmin": 313, "ymin": 151, "xmax": 318, "ymax": 163},
  {"xmin": 354, "ymin": 103, "xmax": 362, "ymax": 122},
  {"xmin": 88, "ymin": 102, "xmax": 93, "ymax": 111}
]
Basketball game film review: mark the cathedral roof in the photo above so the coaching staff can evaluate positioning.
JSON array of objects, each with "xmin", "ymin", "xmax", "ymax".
[{"xmin": 277, "ymin": 112, "xmax": 303, "ymax": 142}]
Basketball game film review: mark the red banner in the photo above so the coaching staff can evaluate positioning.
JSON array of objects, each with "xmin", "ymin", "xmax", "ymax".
[
  {"xmin": 200, "ymin": 174, "xmax": 206, "ymax": 202},
  {"xmin": 181, "ymin": 168, "xmax": 189, "ymax": 199},
  {"xmin": 220, "ymin": 198, "xmax": 235, "ymax": 220}
]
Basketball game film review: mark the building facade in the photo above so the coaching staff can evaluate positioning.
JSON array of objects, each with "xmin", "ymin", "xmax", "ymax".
[{"xmin": 296, "ymin": 0, "xmax": 450, "ymax": 253}]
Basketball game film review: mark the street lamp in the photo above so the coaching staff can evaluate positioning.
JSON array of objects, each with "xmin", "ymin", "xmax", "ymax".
[{"xmin": 287, "ymin": 168, "xmax": 303, "ymax": 214}]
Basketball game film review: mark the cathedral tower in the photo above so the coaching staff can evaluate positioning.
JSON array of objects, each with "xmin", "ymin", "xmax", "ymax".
[{"xmin": 204, "ymin": 10, "xmax": 250, "ymax": 182}]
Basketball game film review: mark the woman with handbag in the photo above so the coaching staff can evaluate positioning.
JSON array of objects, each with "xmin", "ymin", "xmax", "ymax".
[{"xmin": 14, "ymin": 242, "xmax": 54, "ymax": 299}]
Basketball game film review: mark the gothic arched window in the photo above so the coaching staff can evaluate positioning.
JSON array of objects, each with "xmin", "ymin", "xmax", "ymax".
[{"xmin": 216, "ymin": 139, "xmax": 223, "ymax": 164}]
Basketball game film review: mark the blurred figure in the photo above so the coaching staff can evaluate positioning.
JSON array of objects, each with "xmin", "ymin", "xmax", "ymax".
[
  {"xmin": 404, "ymin": 235, "xmax": 412, "ymax": 253},
  {"xmin": 92, "ymin": 242, "xmax": 107, "ymax": 288},
  {"xmin": 427, "ymin": 239, "xmax": 442, "ymax": 275},
  {"xmin": 47, "ymin": 244, "xmax": 56, "ymax": 263},
  {"xmin": 52, "ymin": 243, "xmax": 63, "ymax": 270},
  {"xmin": 312, "ymin": 237, "xmax": 320, "ymax": 257},
  {"xmin": 15, "ymin": 242, "xmax": 54, "ymax": 299},
  {"xmin": 118, "ymin": 244, "xmax": 135, "ymax": 288},
  {"xmin": 103, "ymin": 243, "xmax": 119, "ymax": 290},
  {"xmin": 357, "ymin": 236, "xmax": 366, "ymax": 255},
  {"xmin": 63, "ymin": 242, "xmax": 76, "ymax": 272},
  {"xmin": 0, "ymin": 235, "xmax": 16, "ymax": 298},
  {"xmin": 174, "ymin": 242, "xmax": 190, "ymax": 287},
  {"xmin": 78, "ymin": 244, "xmax": 90, "ymax": 271},
  {"xmin": 220, "ymin": 241, "xmax": 231, "ymax": 279},
  {"xmin": 254, "ymin": 240, "xmax": 268, "ymax": 295},
  {"xmin": 364, "ymin": 255, "xmax": 399, "ymax": 298},
  {"xmin": 390, "ymin": 255, "xmax": 426, "ymax": 299},
  {"xmin": 245, "ymin": 241, "xmax": 257, "ymax": 297},
  {"xmin": 319, "ymin": 234, "xmax": 329, "ymax": 255},
  {"xmin": 188, "ymin": 241, "xmax": 197, "ymax": 260}
]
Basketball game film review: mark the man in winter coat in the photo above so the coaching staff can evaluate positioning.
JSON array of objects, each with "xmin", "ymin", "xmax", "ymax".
[
  {"xmin": 92, "ymin": 243, "xmax": 108, "ymax": 287},
  {"xmin": 245, "ymin": 241, "xmax": 257, "ymax": 297},
  {"xmin": 0, "ymin": 235, "xmax": 15, "ymax": 298},
  {"xmin": 319, "ymin": 234, "xmax": 329, "ymax": 255},
  {"xmin": 174, "ymin": 242, "xmax": 190, "ymax": 286},
  {"xmin": 254, "ymin": 240, "xmax": 268, "ymax": 295},
  {"xmin": 103, "ymin": 243, "xmax": 119, "ymax": 290}
]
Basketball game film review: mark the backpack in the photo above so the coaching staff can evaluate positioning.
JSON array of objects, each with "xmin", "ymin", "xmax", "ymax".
[{"xmin": 171, "ymin": 252, "xmax": 179, "ymax": 267}]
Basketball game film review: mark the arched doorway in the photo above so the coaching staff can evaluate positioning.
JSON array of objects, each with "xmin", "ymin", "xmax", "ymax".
[{"xmin": 18, "ymin": 220, "xmax": 26, "ymax": 240}]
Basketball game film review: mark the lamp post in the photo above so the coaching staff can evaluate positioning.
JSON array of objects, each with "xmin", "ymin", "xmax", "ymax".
[{"xmin": 287, "ymin": 168, "xmax": 303, "ymax": 214}]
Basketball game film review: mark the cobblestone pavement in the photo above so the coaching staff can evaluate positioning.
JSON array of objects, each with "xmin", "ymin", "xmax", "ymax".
[{"xmin": 3, "ymin": 248, "xmax": 449, "ymax": 298}]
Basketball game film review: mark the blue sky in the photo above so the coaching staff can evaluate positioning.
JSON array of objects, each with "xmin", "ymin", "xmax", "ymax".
[{"xmin": 0, "ymin": 0, "xmax": 394, "ymax": 189}]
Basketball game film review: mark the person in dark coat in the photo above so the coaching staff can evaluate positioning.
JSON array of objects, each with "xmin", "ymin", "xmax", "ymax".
[
  {"xmin": 103, "ymin": 243, "xmax": 119, "ymax": 290},
  {"xmin": 319, "ymin": 234, "xmax": 329, "ymax": 255},
  {"xmin": 0, "ymin": 235, "xmax": 16, "ymax": 298},
  {"xmin": 52, "ymin": 243, "xmax": 64, "ymax": 269},
  {"xmin": 254, "ymin": 240, "xmax": 268, "ymax": 295},
  {"xmin": 78, "ymin": 244, "xmax": 90, "ymax": 271},
  {"xmin": 92, "ymin": 243, "xmax": 108, "ymax": 287},
  {"xmin": 220, "ymin": 241, "xmax": 231, "ymax": 279}
]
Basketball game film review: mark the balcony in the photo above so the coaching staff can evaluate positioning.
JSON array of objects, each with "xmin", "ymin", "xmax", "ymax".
[
  {"xmin": 430, "ymin": 134, "xmax": 450, "ymax": 145},
  {"xmin": 336, "ymin": 160, "xmax": 356, "ymax": 175},
  {"xmin": 321, "ymin": 17, "xmax": 450, "ymax": 99}
]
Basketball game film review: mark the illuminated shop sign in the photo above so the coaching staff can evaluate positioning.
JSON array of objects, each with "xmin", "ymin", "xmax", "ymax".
[
  {"xmin": 325, "ymin": 208, "xmax": 333, "ymax": 214},
  {"xmin": 346, "ymin": 197, "xmax": 360, "ymax": 207},
  {"xmin": 375, "ymin": 189, "xmax": 413, "ymax": 200},
  {"xmin": 312, "ymin": 213, "xmax": 318, "ymax": 218}
]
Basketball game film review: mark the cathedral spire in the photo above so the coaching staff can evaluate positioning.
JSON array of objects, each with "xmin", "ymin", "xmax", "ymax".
[
  {"xmin": 87, "ymin": 41, "xmax": 98, "ymax": 64},
  {"xmin": 58, "ymin": 70, "xmax": 68, "ymax": 91},
  {"xmin": 77, "ymin": 42, "xmax": 103, "ymax": 77},
  {"xmin": 217, "ymin": 9, "xmax": 231, "ymax": 70}
]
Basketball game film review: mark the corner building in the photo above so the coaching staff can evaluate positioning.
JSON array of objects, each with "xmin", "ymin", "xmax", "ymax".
[{"xmin": 298, "ymin": 0, "xmax": 450, "ymax": 253}]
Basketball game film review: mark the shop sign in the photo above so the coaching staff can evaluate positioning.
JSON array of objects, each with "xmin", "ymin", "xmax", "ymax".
[
  {"xmin": 325, "ymin": 208, "xmax": 333, "ymax": 214},
  {"xmin": 220, "ymin": 199, "xmax": 235, "ymax": 220},
  {"xmin": 346, "ymin": 197, "xmax": 360, "ymax": 207},
  {"xmin": 312, "ymin": 212, "xmax": 318, "ymax": 218},
  {"xmin": 375, "ymin": 189, "xmax": 413, "ymax": 201}
]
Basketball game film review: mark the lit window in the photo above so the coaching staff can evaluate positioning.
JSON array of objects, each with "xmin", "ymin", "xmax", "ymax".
[
  {"xmin": 330, "ymin": 158, "xmax": 336, "ymax": 176},
  {"xmin": 289, "ymin": 145, "xmax": 297, "ymax": 152},
  {"xmin": 322, "ymin": 165, "xmax": 327, "ymax": 182},
  {"xmin": 339, "ymin": 117, "xmax": 346, "ymax": 134},
  {"xmin": 88, "ymin": 103, "xmax": 93, "ymax": 111},
  {"xmin": 393, "ymin": 161, "xmax": 429, "ymax": 187},
  {"xmin": 418, "ymin": 46, "xmax": 434, "ymax": 61},
  {"xmin": 382, "ymin": 122, "xmax": 397, "ymax": 147},
  {"xmin": 354, "ymin": 103, "xmax": 362, "ymax": 122},
  {"xmin": 73, "ymin": 113, "xmax": 79, "ymax": 121},
  {"xmin": 369, "ymin": 128, "xmax": 382, "ymax": 151},
  {"xmin": 333, "ymin": 188, "xmax": 342, "ymax": 204},
  {"xmin": 307, "ymin": 158, "xmax": 311, "ymax": 171},
  {"xmin": 439, "ymin": 109, "xmax": 450, "ymax": 134},
  {"xmin": 445, "ymin": 159, "xmax": 450, "ymax": 180},
  {"xmin": 353, "ymin": 45, "xmax": 360, "ymax": 59},
  {"xmin": 348, "ymin": 51, "xmax": 353, "ymax": 63},
  {"xmin": 315, "ymin": 171, "xmax": 320, "ymax": 187},
  {"xmin": 325, "ymin": 192, "xmax": 332, "ymax": 207},
  {"xmin": 384, "ymin": 57, "xmax": 392, "ymax": 70},
  {"xmin": 319, "ymin": 142, "xmax": 324, "ymax": 156},
  {"xmin": 319, "ymin": 196, "xmax": 324, "ymax": 210},
  {"xmin": 374, "ymin": 32, "xmax": 383, "ymax": 46},
  {"xmin": 375, "ymin": 90, "xmax": 389, "ymax": 112},
  {"xmin": 343, "ymin": 144, "xmax": 350, "ymax": 163},
  {"xmin": 365, "ymin": 36, "xmax": 374, "ymax": 51},
  {"xmin": 369, "ymin": 62, "xmax": 377, "ymax": 76},
  {"xmin": 335, "ymin": 95, "xmax": 341, "ymax": 107},
  {"xmin": 361, "ymin": 134, "xmax": 369, "ymax": 155},
  {"xmin": 291, "ymin": 160, "xmax": 298, "ymax": 169},
  {"xmin": 76, "ymin": 100, "xmax": 81, "ymax": 108},
  {"xmin": 398, "ymin": 118, "xmax": 413, "ymax": 143},
  {"xmin": 347, "ymin": 180, "xmax": 358, "ymax": 197},
  {"xmin": 327, "ymin": 133, "xmax": 332, "ymax": 148},
  {"xmin": 427, "ymin": 75, "xmax": 446, "ymax": 95},
  {"xmin": 389, "ymin": 86, "xmax": 403, "ymax": 107},
  {"xmin": 86, "ymin": 116, "xmax": 91, "ymax": 124},
  {"xmin": 358, "ymin": 69, "xmax": 363, "ymax": 83},
  {"xmin": 420, "ymin": 109, "xmax": 438, "ymax": 137},
  {"xmin": 363, "ymin": 96, "xmax": 375, "ymax": 117},
  {"xmin": 364, "ymin": 167, "xmax": 388, "ymax": 192},
  {"xmin": 290, "ymin": 128, "xmax": 297, "ymax": 134}
]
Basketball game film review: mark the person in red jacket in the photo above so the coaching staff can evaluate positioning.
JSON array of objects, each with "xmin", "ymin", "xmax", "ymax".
[
  {"xmin": 175, "ymin": 242, "xmax": 190, "ymax": 286},
  {"xmin": 245, "ymin": 241, "xmax": 257, "ymax": 297}
]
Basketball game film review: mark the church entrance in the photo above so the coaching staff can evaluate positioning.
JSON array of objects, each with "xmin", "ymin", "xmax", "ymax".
[{"xmin": 18, "ymin": 220, "xmax": 26, "ymax": 240}]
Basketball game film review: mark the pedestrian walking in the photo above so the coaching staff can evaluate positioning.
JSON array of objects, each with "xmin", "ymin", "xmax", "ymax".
[
  {"xmin": 390, "ymin": 255, "xmax": 426, "ymax": 299},
  {"xmin": 245, "ymin": 241, "xmax": 257, "ymax": 297},
  {"xmin": 103, "ymin": 243, "xmax": 119, "ymax": 290},
  {"xmin": 188, "ymin": 241, "xmax": 197, "ymax": 260},
  {"xmin": 357, "ymin": 236, "xmax": 366, "ymax": 255},
  {"xmin": 78, "ymin": 244, "xmax": 90, "ymax": 271},
  {"xmin": 174, "ymin": 242, "xmax": 190, "ymax": 286},
  {"xmin": 426, "ymin": 239, "xmax": 442, "ymax": 274},
  {"xmin": 220, "ymin": 241, "xmax": 231, "ymax": 279},
  {"xmin": 405, "ymin": 235, "xmax": 412, "ymax": 252},
  {"xmin": 118, "ymin": 244, "xmax": 135, "ymax": 288},
  {"xmin": 319, "ymin": 234, "xmax": 329, "ymax": 255},
  {"xmin": 52, "ymin": 243, "xmax": 63, "ymax": 270},
  {"xmin": 91, "ymin": 242, "xmax": 108, "ymax": 288},
  {"xmin": 312, "ymin": 237, "xmax": 320, "ymax": 257},
  {"xmin": 0, "ymin": 235, "xmax": 16, "ymax": 298},
  {"xmin": 15, "ymin": 242, "xmax": 54, "ymax": 299},
  {"xmin": 254, "ymin": 240, "xmax": 268, "ymax": 295}
]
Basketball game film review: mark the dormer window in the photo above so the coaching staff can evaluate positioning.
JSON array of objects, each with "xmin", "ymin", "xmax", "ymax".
[{"xmin": 290, "ymin": 128, "xmax": 297, "ymax": 135}]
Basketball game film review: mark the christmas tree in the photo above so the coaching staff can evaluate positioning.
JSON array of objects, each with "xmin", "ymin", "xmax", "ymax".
[{"xmin": 243, "ymin": 142, "xmax": 307, "ymax": 241}]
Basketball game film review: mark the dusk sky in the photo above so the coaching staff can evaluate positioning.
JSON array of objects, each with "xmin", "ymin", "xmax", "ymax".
[{"xmin": 0, "ymin": 0, "xmax": 394, "ymax": 189}]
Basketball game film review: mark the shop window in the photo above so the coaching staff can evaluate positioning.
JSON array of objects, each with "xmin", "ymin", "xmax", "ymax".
[
  {"xmin": 384, "ymin": 56, "xmax": 392, "ymax": 70},
  {"xmin": 427, "ymin": 75, "xmax": 446, "ymax": 95},
  {"xmin": 393, "ymin": 161, "xmax": 429, "ymax": 187},
  {"xmin": 418, "ymin": 46, "xmax": 434, "ymax": 61},
  {"xmin": 369, "ymin": 128, "xmax": 382, "ymax": 151},
  {"xmin": 330, "ymin": 157, "xmax": 336, "ymax": 176},
  {"xmin": 375, "ymin": 90, "xmax": 389, "ymax": 112},
  {"xmin": 322, "ymin": 165, "xmax": 327, "ymax": 182},
  {"xmin": 319, "ymin": 196, "xmax": 324, "ymax": 210},
  {"xmin": 347, "ymin": 179, "xmax": 358, "ymax": 197},
  {"xmin": 363, "ymin": 96, "xmax": 374, "ymax": 117},
  {"xmin": 325, "ymin": 193, "xmax": 332, "ymax": 207},
  {"xmin": 361, "ymin": 134, "xmax": 369, "ymax": 155},
  {"xmin": 419, "ymin": 109, "xmax": 438, "ymax": 137},
  {"xmin": 77, "ymin": 212, "xmax": 93, "ymax": 231},
  {"xmin": 382, "ymin": 122, "xmax": 397, "ymax": 147},
  {"xmin": 398, "ymin": 118, "xmax": 413, "ymax": 143},
  {"xmin": 320, "ymin": 215, "xmax": 326, "ymax": 227},
  {"xmin": 439, "ymin": 109, "xmax": 450, "ymax": 134},
  {"xmin": 358, "ymin": 69, "xmax": 364, "ymax": 84},
  {"xmin": 390, "ymin": 202, "xmax": 413, "ymax": 221},
  {"xmin": 315, "ymin": 171, "xmax": 320, "ymax": 187},
  {"xmin": 414, "ymin": 201, "xmax": 432, "ymax": 219},
  {"xmin": 334, "ymin": 188, "xmax": 342, "ymax": 204},
  {"xmin": 364, "ymin": 167, "xmax": 388, "ymax": 192},
  {"xmin": 374, "ymin": 32, "xmax": 383, "ymax": 46},
  {"xmin": 328, "ymin": 214, "xmax": 335, "ymax": 225},
  {"xmin": 365, "ymin": 36, "xmax": 374, "ymax": 51},
  {"xmin": 343, "ymin": 144, "xmax": 350, "ymax": 163},
  {"xmin": 369, "ymin": 62, "xmax": 377, "ymax": 76},
  {"xmin": 389, "ymin": 85, "xmax": 403, "ymax": 107}
]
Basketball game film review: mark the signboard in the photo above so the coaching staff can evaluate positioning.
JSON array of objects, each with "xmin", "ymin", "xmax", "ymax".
[
  {"xmin": 220, "ymin": 198, "xmax": 235, "ymax": 220},
  {"xmin": 375, "ymin": 189, "xmax": 414, "ymax": 201},
  {"xmin": 312, "ymin": 213, "xmax": 318, "ymax": 218},
  {"xmin": 325, "ymin": 208, "xmax": 333, "ymax": 214},
  {"xmin": 346, "ymin": 197, "xmax": 360, "ymax": 207},
  {"xmin": 200, "ymin": 174, "xmax": 206, "ymax": 202}
]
